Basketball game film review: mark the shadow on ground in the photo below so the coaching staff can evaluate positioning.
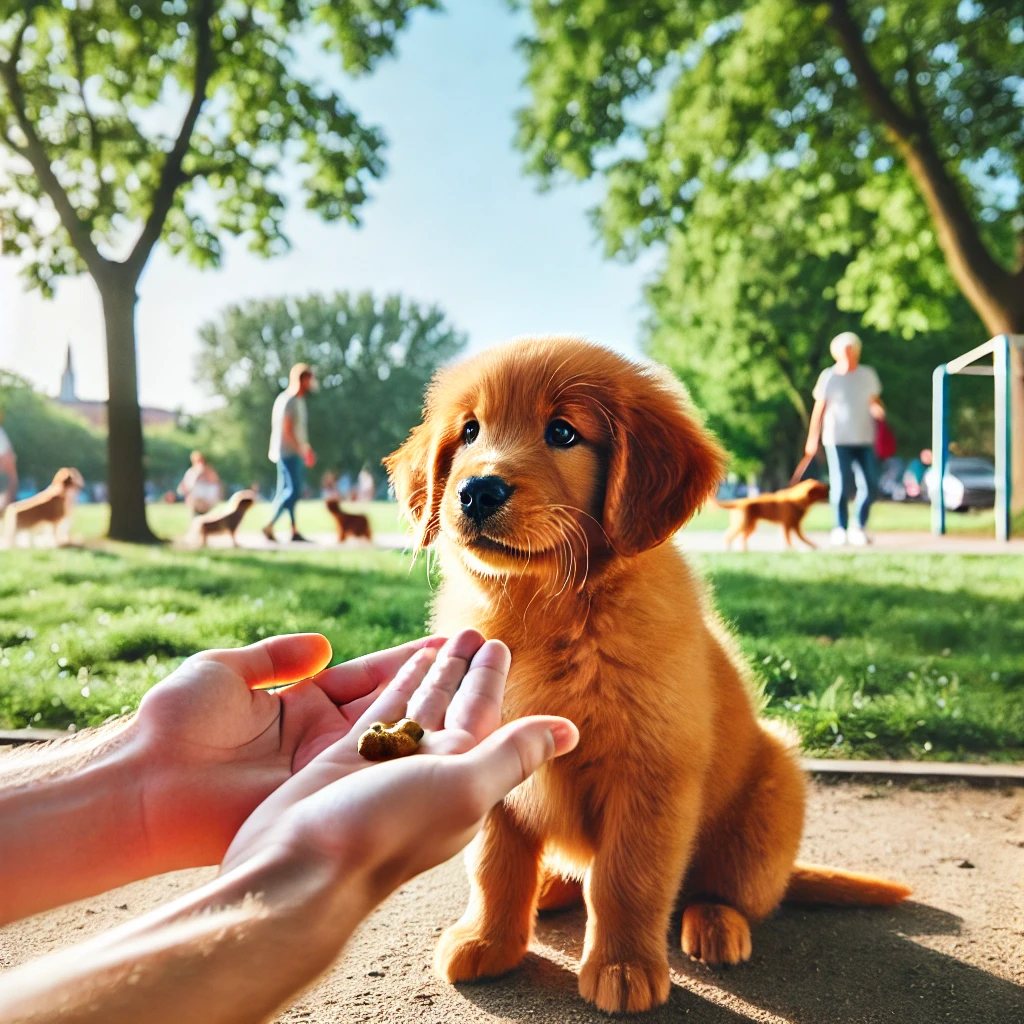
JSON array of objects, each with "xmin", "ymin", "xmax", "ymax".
[{"xmin": 456, "ymin": 901, "xmax": 1024, "ymax": 1024}]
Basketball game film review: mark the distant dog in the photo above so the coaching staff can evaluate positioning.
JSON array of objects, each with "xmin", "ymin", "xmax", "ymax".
[
  {"xmin": 189, "ymin": 490, "xmax": 255, "ymax": 547},
  {"xmin": 718, "ymin": 478, "xmax": 830, "ymax": 551},
  {"xmin": 3, "ymin": 467, "xmax": 84, "ymax": 547},
  {"xmin": 325, "ymin": 499, "xmax": 372, "ymax": 543}
]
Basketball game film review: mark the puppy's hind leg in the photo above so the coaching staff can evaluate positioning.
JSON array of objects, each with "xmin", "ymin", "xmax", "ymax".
[
  {"xmin": 537, "ymin": 865, "xmax": 583, "ymax": 913},
  {"xmin": 682, "ymin": 726, "xmax": 804, "ymax": 965}
]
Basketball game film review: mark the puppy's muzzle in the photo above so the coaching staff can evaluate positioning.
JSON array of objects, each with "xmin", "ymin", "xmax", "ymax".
[{"xmin": 457, "ymin": 475, "xmax": 515, "ymax": 526}]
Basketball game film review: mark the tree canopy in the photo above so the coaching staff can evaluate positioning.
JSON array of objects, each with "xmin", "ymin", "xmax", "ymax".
[
  {"xmin": 196, "ymin": 291, "xmax": 466, "ymax": 489},
  {"xmin": 645, "ymin": 172, "xmax": 984, "ymax": 482},
  {"xmin": 515, "ymin": 0, "xmax": 1023, "ymax": 495},
  {"xmin": 0, "ymin": 0, "xmax": 436, "ymax": 539}
]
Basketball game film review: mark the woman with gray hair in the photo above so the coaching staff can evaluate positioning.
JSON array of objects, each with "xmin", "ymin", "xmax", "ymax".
[{"xmin": 804, "ymin": 332, "xmax": 886, "ymax": 545}]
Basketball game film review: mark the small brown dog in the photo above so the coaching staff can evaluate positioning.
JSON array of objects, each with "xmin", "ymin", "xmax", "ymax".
[
  {"xmin": 189, "ymin": 489, "xmax": 255, "ymax": 547},
  {"xmin": 326, "ymin": 498, "xmax": 372, "ymax": 543},
  {"xmin": 386, "ymin": 337, "xmax": 908, "ymax": 1014},
  {"xmin": 3, "ymin": 467, "xmax": 84, "ymax": 547},
  {"xmin": 718, "ymin": 478, "xmax": 830, "ymax": 551}
]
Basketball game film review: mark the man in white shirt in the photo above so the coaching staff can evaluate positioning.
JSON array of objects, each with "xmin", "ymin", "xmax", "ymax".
[
  {"xmin": 262, "ymin": 363, "xmax": 317, "ymax": 542},
  {"xmin": 804, "ymin": 332, "xmax": 886, "ymax": 546},
  {"xmin": 0, "ymin": 410, "xmax": 17, "ymax": 510}
]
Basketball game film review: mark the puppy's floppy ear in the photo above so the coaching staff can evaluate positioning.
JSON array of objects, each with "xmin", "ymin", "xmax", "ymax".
[
  {"xmin": 602, "ymin": 367, "xmax": 727, "ymax": 557},
  {"xmin": 384, "ymin": 417, "xmax": 454, "ymax": 550}
]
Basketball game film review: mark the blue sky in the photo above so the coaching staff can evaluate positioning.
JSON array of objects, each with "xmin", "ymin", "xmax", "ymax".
[{"xmin": 0, "ymin": 0, "xmax": 659, "ymax": 412}]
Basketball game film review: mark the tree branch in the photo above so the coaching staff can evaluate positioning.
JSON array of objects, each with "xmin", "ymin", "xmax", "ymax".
[
  {"xmin": 0, "ymin": 13, "xmax": 106, "ymax": 278},
  {"xmin": 824, "ymin": 0, "xmax": 1018, "ymax": 332},
  {"xmin": 68, "ymin": 17, "xmax": 100, "ymax": 157},
  {"xmin": 124, "ymin": 0, "xmax": 215, "ymax": 281}
]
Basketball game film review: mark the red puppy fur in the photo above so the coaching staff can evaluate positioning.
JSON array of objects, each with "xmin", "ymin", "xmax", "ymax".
[
  {"xmin": 718, "ymin": 478, "xmax": 830, "ymax": 551},
  {"xmin": 386, "ymin": 338, "xmax": 910, "ymax": 1014},
  {"xmin": 325, "ymin": 498, "xmax": 373, "ymax": 542}
]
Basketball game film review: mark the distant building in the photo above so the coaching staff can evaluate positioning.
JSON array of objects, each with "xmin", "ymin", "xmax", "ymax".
[{"xmin": 54, "ymin": 344, "xmax": 177, "ymax": 430}]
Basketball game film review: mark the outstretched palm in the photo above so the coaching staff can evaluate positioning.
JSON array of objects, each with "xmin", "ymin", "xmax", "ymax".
[{"xmin": 131, "ymin": 632, "xmax": 446, "ymax": 870}]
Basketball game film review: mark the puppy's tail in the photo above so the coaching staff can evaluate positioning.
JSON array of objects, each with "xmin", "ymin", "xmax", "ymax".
[
  {"xmin": 709, "ymin": 498, "xmax": 740, "ymax": 510},
  {"xmin": 784, "ymin": 863, "xmax": 911, "ymax": 906}
]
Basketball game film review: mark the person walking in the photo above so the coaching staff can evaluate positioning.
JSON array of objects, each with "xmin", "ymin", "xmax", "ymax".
[
  {"xmin": 263, "ymin": 363, "xmax": 317, "ymax": 543},
  {"xmin": 804, "ymin": 332, "xmax": 886, "ymax": 546}
]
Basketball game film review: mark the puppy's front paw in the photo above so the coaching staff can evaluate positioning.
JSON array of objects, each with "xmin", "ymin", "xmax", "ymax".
[
  {"xmin": 434, "ymin": 919, "xmax": 527, "ymax": 982},
  {"xmin": 681, "ymin": 902, "xmax": 752, "ymax": 965},
  {"xmin": 578, "ymin": 955, "xmax": 671, "ymax": 1014}
]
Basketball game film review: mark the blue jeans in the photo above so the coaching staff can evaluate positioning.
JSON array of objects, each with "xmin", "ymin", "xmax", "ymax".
[
  {"xmin": 268, "ymin": 454, "xmax": 304, "ymax": 528},
  {"xmin": 825, "ymin": 444, "xmax": 876, "ymax": 530}
]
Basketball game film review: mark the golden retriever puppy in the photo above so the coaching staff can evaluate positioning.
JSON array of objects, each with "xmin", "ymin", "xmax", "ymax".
[
  {"xmin": 3, "ymin": 467, "xmax": 84, "ymax": 547},
  {"xmin": 718, "ymin": 478, "xmax": 830, "ymax": 551},
  {"xmin": 386, "ymin": 338, "xmax": 909, "ymax": 1014},
  {"xmin": 188, "ymin": 489, "xmax": 255, "ymax": 547}
]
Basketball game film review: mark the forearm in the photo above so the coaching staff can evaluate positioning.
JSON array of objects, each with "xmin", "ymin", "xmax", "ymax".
[
  {"xmin": 0, "ymin": 723, "xmax": 154, "ymax": 925},
  {"xmin": 806, "ymin": 401, "xmax": 824, "ymax": 442},
  {"xmin": 0, "ymin": 846, "xmax": 367, "ymax": 1024}
]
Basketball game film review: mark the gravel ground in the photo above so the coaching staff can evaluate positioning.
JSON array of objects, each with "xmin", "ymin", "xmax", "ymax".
[{"xmin": 1, "ymin": 781, "xmax": 1022, "ymax": 1024}]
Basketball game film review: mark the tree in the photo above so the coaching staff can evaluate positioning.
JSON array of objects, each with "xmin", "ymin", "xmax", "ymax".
[
  {"xmin": 196, "ymin": 291, "xmax": 466, "ymax": 489},
  {"xmin": 645, "ymin": 171, "xmax": 982, "ymax": 484},
  {"xmin": 514, "ymin": 0, "xmax": 1024, "ymax": 505},
  {"xmin": 0, "ymin": 0, "xmax": 435, "ymax": 541},
  {"xmin": 0, "ymin": 371, "xmax": 106, "ymax": 487}
]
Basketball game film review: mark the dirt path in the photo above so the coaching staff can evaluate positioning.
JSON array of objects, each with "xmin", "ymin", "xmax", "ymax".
[{"xmin": 2, "ymin": 782, "xmax": 1022, "ymax": 1023}]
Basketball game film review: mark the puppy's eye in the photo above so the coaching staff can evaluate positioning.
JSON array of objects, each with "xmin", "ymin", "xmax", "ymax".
[
  {"xmin": 462, "ymin": 420, "xmax": 480, "ymax": 445},
  {"xmin": 545, "ymin": 419, "xmax": 579, "ymax": 447}
]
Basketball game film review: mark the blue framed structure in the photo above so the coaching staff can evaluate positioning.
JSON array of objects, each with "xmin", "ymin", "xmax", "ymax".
[{"xmin": 931, "ymin": 334, "xmax": 1013, "ymax": 541}]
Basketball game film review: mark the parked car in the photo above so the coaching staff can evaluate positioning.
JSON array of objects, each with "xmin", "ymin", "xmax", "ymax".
[{"xmin": 924, "ymin": 456, "xmax": 996, "ymax": 511}]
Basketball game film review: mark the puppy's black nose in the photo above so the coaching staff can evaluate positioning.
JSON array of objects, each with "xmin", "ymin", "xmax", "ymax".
[{"xmin": 458, "ymin": 475, "xmax": 515, "ymax": 524}]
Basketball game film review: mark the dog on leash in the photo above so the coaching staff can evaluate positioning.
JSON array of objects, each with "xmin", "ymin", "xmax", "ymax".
[
  {"xmin": 3, "ymin": 467, "xmax": 84, "ymax": 547},
  {"xmin": 188, "ymin": 490, "xmax": 255, "ymax": 547},
  {"xmin": 386, "ymin": 337, "xmax": 909, "ymax": 1015},
  {"xmin": 718, "ymin": 478, "xmax": 830, "ymax": 551},
  {"xmin": 325, "ymin": 498, "xmax": 372, "ymax": 543}
]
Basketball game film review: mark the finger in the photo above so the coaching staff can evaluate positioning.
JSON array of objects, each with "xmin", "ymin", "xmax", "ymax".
[
  {"xmin": 443, "ymin": 639, "xmax": 510, "ymax": 741},
  {"xmin": 314, "ymin": 635, "xmax": 447, "ymax": 705},
  {"xmin": 461, "ymin": 716, "xmax": 579, "ymax": 810},
  {"xmin": 353, "ymin": 646, "xmax": 439, "ymax": 731},
  {"xmin": 194, "ymin": 633, "xmax": 333, "ymax": 690},
  {"xmin": 406, "ymin": 629, "xmax": 487, "ymax": 731}
]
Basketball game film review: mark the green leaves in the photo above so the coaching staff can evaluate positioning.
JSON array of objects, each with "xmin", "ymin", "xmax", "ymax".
[
  {"xmin": 195, "ymin": 290, "xmax": 466, "ymax": 487},
  {"xmin": 0, "ymin": 0, "xmax": 436, "ymax": 289}
]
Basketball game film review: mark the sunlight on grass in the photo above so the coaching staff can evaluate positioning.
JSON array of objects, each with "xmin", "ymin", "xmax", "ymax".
[{"xmin": 0, "ymin": 546, "xmax": 1020, "ymax": 761}]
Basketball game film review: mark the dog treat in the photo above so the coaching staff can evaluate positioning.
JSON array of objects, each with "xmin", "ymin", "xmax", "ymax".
[{"xmin": 357, "ymin": 718, "xmax": 424, "ymax": 761}]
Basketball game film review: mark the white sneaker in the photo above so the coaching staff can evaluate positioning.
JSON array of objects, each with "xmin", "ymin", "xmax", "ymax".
[
  {"xmin": 830, "ymin": 527, "xmax": 847, "ymax": 546},
  {"xmin": 848, "ymin": 527, "xmax": 870, "ymax": 546}
]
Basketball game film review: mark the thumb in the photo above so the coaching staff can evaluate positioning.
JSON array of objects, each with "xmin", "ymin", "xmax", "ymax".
[{"xmin": 461, "ymin": 716, "xmax": 578, "ymax": 808}]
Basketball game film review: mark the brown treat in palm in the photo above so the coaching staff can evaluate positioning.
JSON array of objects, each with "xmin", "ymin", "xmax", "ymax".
[{"xmin": 357, "ymin": 718, "xmax": 425, "ymax": 761}]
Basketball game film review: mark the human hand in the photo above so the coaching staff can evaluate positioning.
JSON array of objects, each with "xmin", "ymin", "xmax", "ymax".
[
  {"xmin": 221, "ymin": 632, "xmax": 578, "ymax": 906},
  {"xmin": 304, "ymin": 445, "xmax": 316, "ymax": 468},
  {"xmin": 132, "ymin": 632, "xmax": 446, "ymax": 872}
]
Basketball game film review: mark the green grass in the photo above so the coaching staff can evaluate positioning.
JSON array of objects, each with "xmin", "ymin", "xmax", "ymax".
[
  {"xmin": 65, "ymin": 497, "xmax": 1002, "ymax": 542},
  {"xmin": 0, "ymin": 546, "xmax": 1021, "ymax": 762},
  {"xmin": 71, "ymin": 500, "xmax": 403, "ymax": 540}
]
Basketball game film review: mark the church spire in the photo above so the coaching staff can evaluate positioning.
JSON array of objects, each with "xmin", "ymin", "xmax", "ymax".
[{"xmin": 59, "ymin": 343, "xmax": 77, "ymax": 402}]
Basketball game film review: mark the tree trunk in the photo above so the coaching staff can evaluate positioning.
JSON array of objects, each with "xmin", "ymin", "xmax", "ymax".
[{"xmin": 98, "ymin": 274, "xmax": 159, "ymax": 543}]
